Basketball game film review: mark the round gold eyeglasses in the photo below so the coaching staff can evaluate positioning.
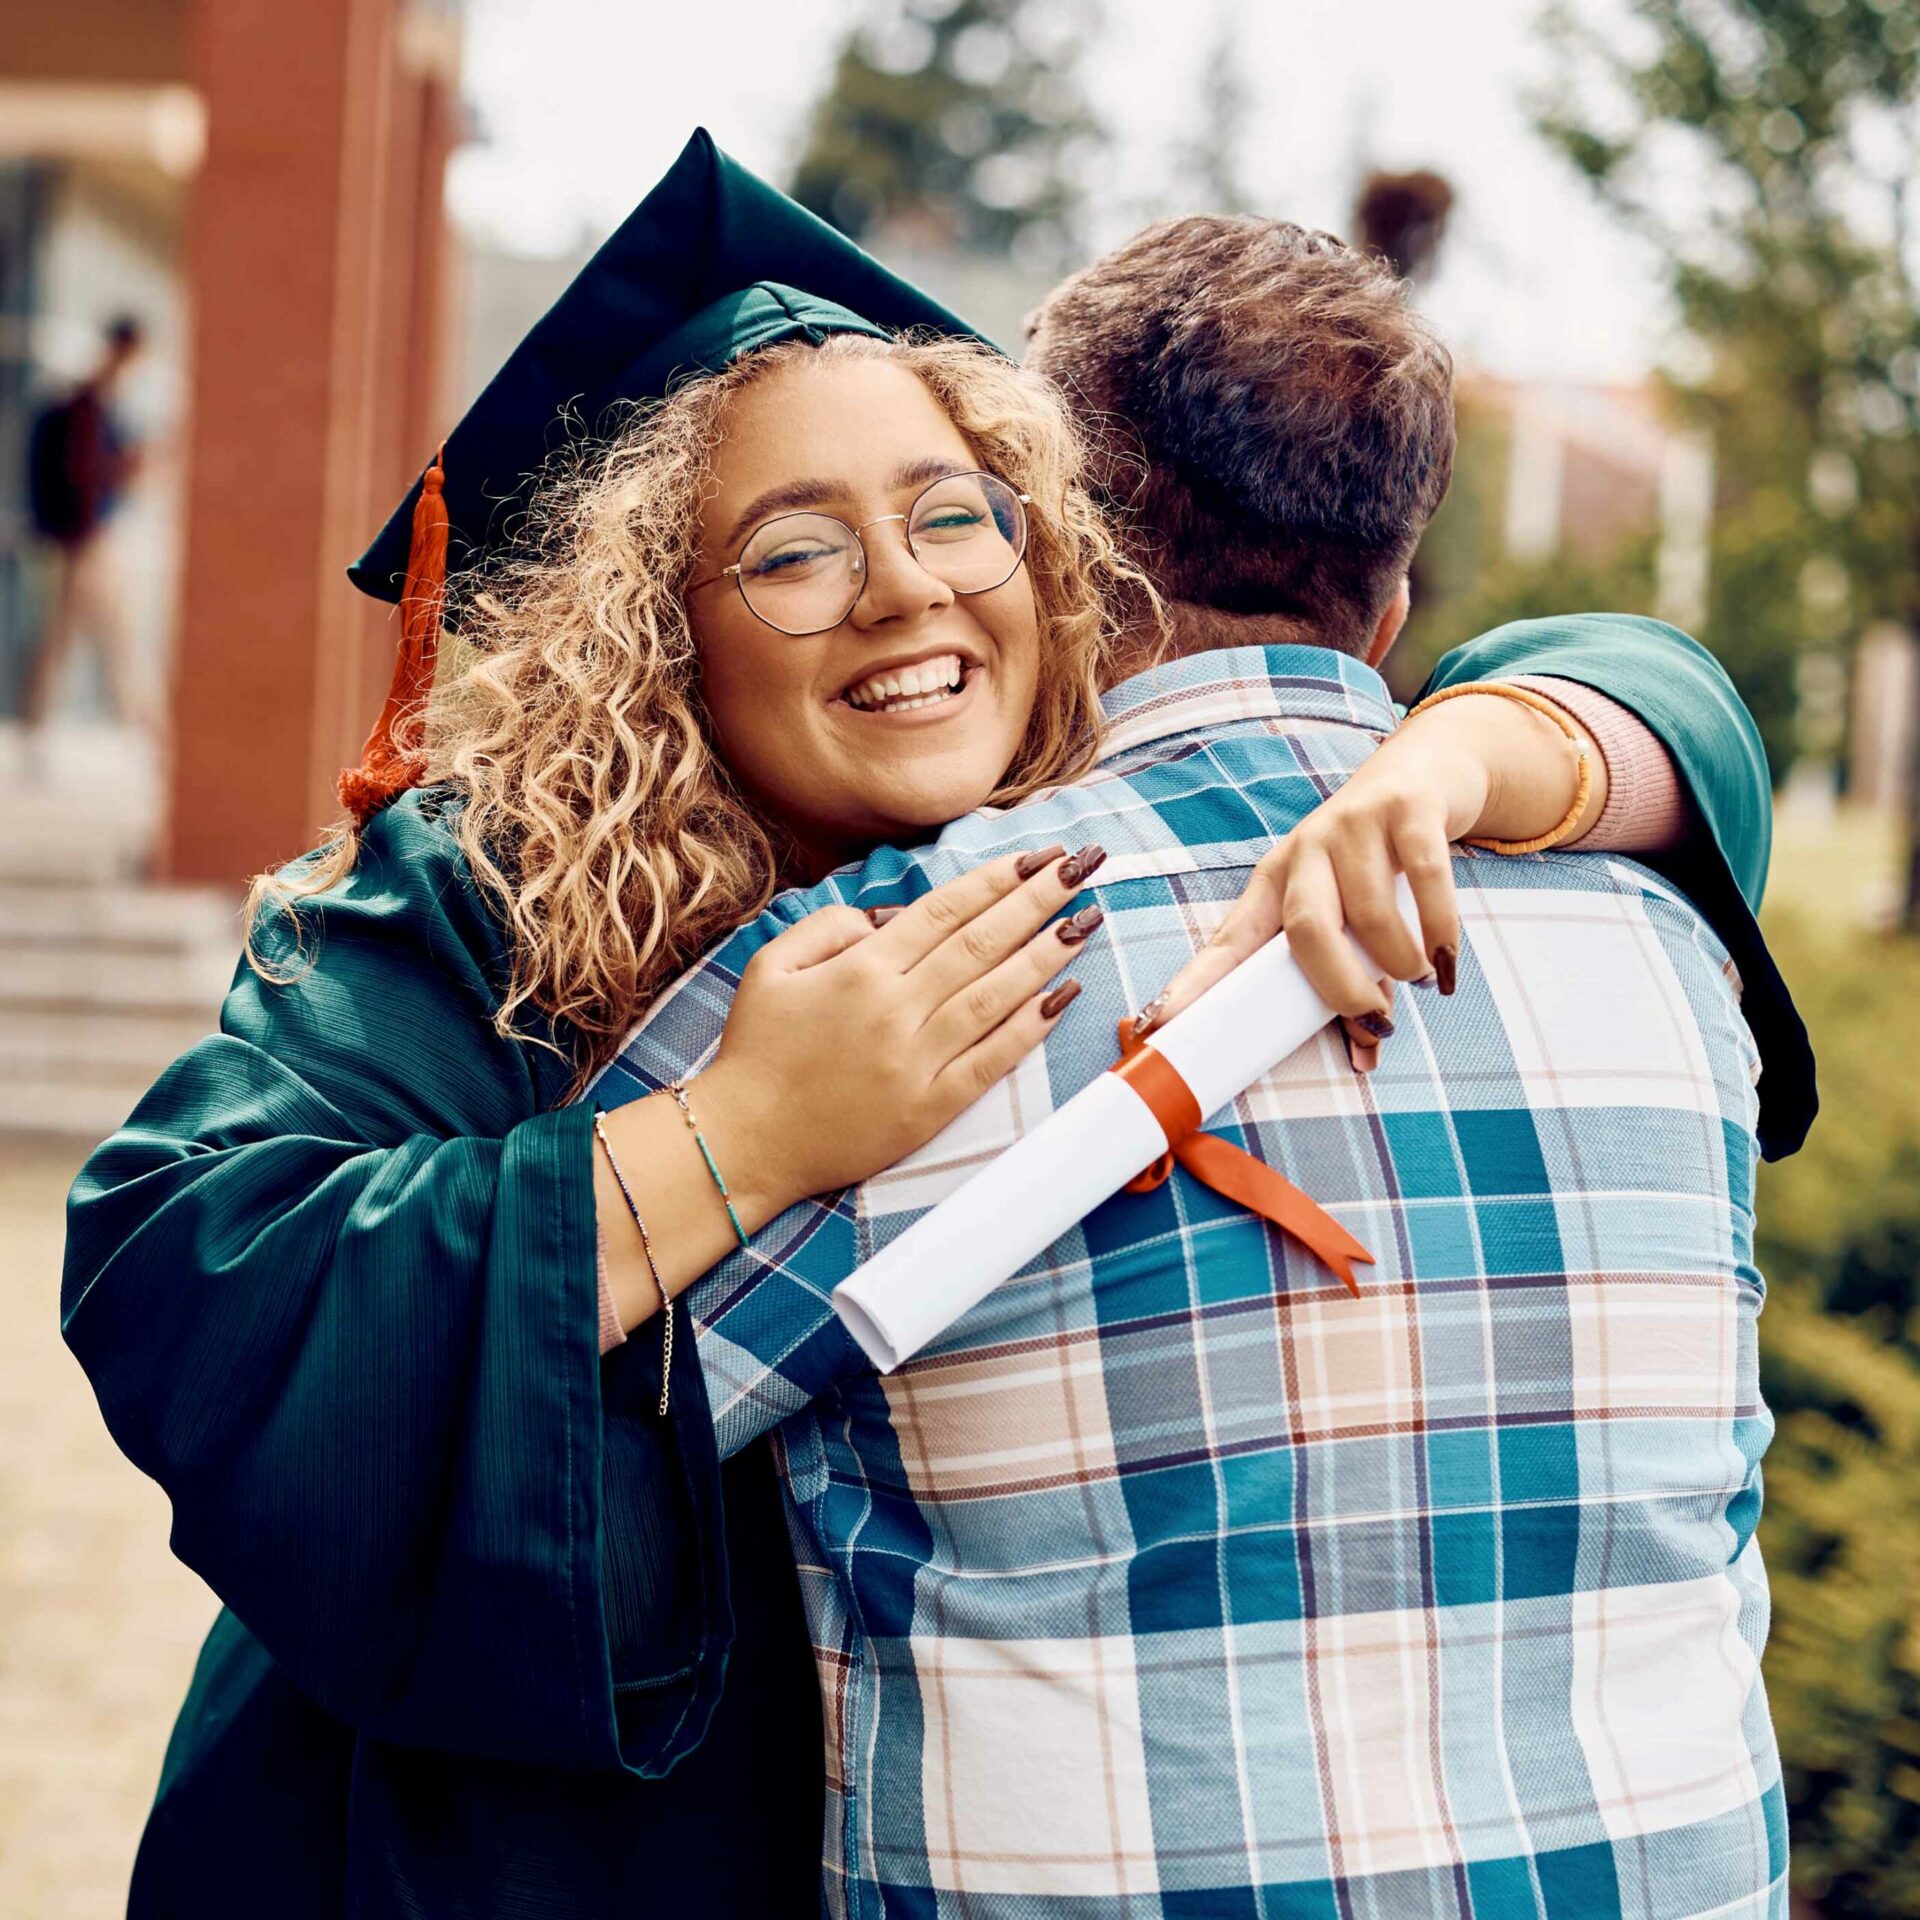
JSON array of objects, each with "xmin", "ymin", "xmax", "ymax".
[{"xmin": 687, "ymin": 470, "xmax": 1031, "ymax": 637}]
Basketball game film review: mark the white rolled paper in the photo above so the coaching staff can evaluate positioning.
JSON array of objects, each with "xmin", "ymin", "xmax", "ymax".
[{"xmin": 833, "ymin": 880, "xmax": 1416, "ymax": 1370}]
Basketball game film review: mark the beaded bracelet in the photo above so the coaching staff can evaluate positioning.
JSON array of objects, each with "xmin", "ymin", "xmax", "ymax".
[
  {"xmin": 592, "ymin": 1107, "xmax": 673, "ymax": 1416},
  {"xmin": 1403, "ymin": 682, "xmax": 1594, "ymax": 855},
  {"xmin": 667, "ymin": 1078, "xmax": 752, "ymax": 1253}
]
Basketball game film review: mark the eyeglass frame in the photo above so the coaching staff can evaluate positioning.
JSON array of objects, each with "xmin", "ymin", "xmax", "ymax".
[{"xmin": 685, "ymin": 469, "xmax": 1033, "ymax": 637}]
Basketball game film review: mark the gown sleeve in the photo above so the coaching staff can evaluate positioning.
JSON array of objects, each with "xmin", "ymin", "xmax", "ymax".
[
  {"xmin": 60, "ymin": 793, "xmax": 730, "ymax": 1775},
  {"xmin": 1421, "ymin": 613, "xmax": 1816, "ymax": 1159}
]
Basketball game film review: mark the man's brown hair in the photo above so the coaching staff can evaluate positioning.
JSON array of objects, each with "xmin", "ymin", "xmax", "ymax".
[{"xmin": 1026, "ymin": 215, "xmax": 1455, "ymax": 654}]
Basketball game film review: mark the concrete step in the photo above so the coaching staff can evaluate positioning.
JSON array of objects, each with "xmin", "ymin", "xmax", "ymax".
[
  {"xmin": 0, "ymin": 790, "xmax": 156, "ymax": 885},
  {"xmin": 0, "ymin": 1074, "xmax": 151, "ymax": 1144},
  {"xmin": 0, "ymin": 720, "xmax": 162, "ymax": 884},
  {"xmin": 0, "ymin": 881, "xmax": 240, "ymax": 951},
  {"xmin": 0, "ymin": 823, "xmax": 149, "ymax": 886},
  {"xmin": 0, "ymin": 941, "xmax": 231, "ymax": 1153},
  {"xmin": 0, "ymin": 726, "xmax": 234, "ymax": 1140},
  {"xmin": 0, "ymin": 1005, "xmax": 218, "ymax": 1082},
  {"xmin": 0, "ymin": 940, "xmax": 235, "ymax": 1014}
]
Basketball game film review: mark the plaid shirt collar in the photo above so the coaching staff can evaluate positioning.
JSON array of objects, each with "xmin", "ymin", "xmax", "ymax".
[{"xmin": 1091, "ymin": 642, "xmax": 1399, "ymax": 764}]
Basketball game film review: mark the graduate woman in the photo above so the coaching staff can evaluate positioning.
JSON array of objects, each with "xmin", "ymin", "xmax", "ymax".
[{"xmin": 64, "ymin": 134, "xmax": 1807, "ymax": 1917}]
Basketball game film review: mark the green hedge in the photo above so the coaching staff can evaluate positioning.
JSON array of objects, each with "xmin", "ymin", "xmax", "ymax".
[{"xmin": 1754, "ymin": 898, "xmax": 1920, "ymax": 1917}]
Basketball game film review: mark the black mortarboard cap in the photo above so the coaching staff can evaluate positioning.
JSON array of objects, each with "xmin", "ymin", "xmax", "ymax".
[{"xmin": 349, "ymin": 128, "xmax": 997, "ymax": 602}]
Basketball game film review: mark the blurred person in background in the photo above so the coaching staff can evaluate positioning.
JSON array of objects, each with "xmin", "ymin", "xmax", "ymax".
[
  {"xmin": 61, "ymin": 138, "xmax": 1804, "ymax": 1918},
  {"xmin": 22, "ymin": 313, "xmax": 158, "ymax": 755}
]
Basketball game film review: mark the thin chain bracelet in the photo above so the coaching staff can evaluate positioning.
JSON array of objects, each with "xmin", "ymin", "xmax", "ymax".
[
  {"xmin": 666, "ymin": 1078, "xmax": 752, "ymax": 1253},
  {"xmin": 592, "ymin": 1107, "xmax": 673, "ymax": 1416}
]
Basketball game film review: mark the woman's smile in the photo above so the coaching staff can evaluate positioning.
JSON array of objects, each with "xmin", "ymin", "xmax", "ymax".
[{"xmin": 833, "ymin": 649, "xmax": 983, "ymax": 720}]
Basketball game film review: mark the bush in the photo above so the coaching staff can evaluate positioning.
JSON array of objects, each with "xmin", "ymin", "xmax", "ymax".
[{"xmin": 1753, "ymin": 900, "xmax": 1920, "ymax": 1916}]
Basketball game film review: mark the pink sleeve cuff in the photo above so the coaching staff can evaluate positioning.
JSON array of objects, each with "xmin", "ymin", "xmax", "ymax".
[
  {"xmin": 596, "ymin": 1223, "xmax": 627, "ymax": 1355},
  {"xmin": 1506, "ymin": 675, "xmax": 1689, "ymax": 854}
]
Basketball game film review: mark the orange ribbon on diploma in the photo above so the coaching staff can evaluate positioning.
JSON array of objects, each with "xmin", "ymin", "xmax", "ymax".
[
  {"xmin": 833, "ymin": 899, "xmax": 1414, "ymax": 1372},
  {"xmin": 1109, "ymin": 1020, "xmax": 1373, "ymax": 1296}
]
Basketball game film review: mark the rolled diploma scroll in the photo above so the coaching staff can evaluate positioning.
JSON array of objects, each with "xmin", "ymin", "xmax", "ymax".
[{"xmin": 834, "ymin": 878, "xmax": 1416, "ymax": 1371}]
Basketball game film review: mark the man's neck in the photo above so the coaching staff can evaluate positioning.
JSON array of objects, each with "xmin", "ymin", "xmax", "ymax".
[{"xmin": 1103, "ymin": 601, "xmax": 1339, "ymax": 690}]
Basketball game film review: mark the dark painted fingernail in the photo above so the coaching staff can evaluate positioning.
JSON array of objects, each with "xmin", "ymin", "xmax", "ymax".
[
  {"xmin": 1355, "ymin": 1010, "xmax": 1395, "ymax": 1040},
  {"xmin": 1016, "ymin": 843, "xmax": 1068, "ymax": 880},
  {"xmin": 1056, "ymin": 903, "xmax": 1104, "ymax": 946},
  {"xmin": 866, "ymin": 905, "xmax": 905, "ymax": 926},
  {"xmin": 1040, "ymin": 979, "xmax": 1083, "ymax": 1019},
  {"xmin": 1342, "ymin": 1028, "xmax": 1378, "ymax": 1074},
  {"xmin": 1431, "ymin": 944, "xmax": 1458, "ymax": 996},
  {"xmin": 1131, "ymin": 992, "xmax": 1169, "ymax": 1038},
  {"xmin": 1058, "ymin": 844, "xmax": 1107, "ymax": 887}
]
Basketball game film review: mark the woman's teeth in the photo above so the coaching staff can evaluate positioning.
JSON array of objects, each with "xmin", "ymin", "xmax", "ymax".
[{"xmin": 844, "ymin": 655, "xmax": 967, "ymax": 712}]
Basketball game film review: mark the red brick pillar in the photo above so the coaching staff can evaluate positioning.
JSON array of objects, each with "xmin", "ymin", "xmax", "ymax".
[{"xmin": 164, "ymin": 0, "xmax": 458, "ymax": 884}]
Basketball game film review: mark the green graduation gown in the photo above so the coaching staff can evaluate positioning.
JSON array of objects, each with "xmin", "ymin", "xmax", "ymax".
[
  {"xmin": 62, "ymin": 790, "xmax": 823, "ymax": 1917},
  {"xmin": 61, "ymin": 617, "xmax": 1812, "ymax": 1919}
]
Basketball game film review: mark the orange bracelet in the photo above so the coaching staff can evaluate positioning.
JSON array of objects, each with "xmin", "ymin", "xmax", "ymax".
[{"xmin": 1403, "ymin": 682, "xmax": 1593, "ymax": 855}]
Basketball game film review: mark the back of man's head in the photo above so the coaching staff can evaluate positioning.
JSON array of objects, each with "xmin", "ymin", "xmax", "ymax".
[{"xmin": 1026, "ymin": 215, "xmax": 1455, "ymax": 656}]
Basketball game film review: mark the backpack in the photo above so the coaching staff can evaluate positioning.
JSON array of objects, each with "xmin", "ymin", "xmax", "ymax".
[{"xmin": 27, "ymin": 392, "xmax": 102, "ymax": 541}]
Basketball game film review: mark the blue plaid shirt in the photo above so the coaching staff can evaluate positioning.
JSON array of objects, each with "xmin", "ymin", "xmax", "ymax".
[{"xmin": 594, "ymin": 645, "xmax": 1783, "ymax": 1920}]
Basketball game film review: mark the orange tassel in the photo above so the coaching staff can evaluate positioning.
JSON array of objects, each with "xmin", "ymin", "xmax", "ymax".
[
  {"xmin": 339, "ymin": 445, "xmax": 449, "ymax": 824},
  {"xmin": 1110, "ymin": 1020, "xmax": 1374, "ymax": 1296}
]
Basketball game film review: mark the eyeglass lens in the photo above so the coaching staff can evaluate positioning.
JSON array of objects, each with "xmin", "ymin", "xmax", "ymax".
[{"xmin": 734, "ymin": 472, "xmax": 1026, "ymax": 636}]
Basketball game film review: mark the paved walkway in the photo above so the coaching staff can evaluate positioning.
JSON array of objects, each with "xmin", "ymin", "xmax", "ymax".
[{"xmin": 0, "ymin": 1138, "xmax": 216, "ymax": 1920}]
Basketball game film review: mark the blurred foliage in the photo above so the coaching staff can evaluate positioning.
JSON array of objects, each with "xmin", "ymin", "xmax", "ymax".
[
  {"xmin": 1531, "ymin": 10, "xmax": 1920, "ymax": 1903},
  {"xmin": 1533, "ymin": 0, "xmax": 1920, "ymax": 786},
  {"xmin": 790, "ymin": 0, "xmax": 1102, "ymax": 268},
  {"xmin": 1751, "ymin": 889, "xmax": 1920, "ymax": 1916},
  {"xmin": 1172, "ymin": 16, "xmax": 1254, "ymax": 215},
  {"xmin": 1392, "ymin": 399, "xmax": 1662, "ymax": 704}
]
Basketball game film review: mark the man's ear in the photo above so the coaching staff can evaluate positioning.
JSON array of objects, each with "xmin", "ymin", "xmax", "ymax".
[{"xmin": 1364, "ymin": 577, "xmax": 1411, "ymax": 669}]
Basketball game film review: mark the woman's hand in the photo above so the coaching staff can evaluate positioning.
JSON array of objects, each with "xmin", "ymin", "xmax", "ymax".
[
  {"xmin": 1140, "ymin": 689, "xmax": 1604, "ymax": 1068},
  {"xmin": 597, "ymin": 843, "xmax": 1106, "ymax": 1330},
  {"xmin": 698, "ymin": 843, "xmax": 1105, "ymax": 1209}
]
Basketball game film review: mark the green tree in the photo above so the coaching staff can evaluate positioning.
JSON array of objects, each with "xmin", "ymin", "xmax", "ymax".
[
  {"xmin": 1535, "ymin": 0, "xmax": 1920, "ymax": 795},
  {"xmin": 1174, "ymin": 12, "xmax": 1254, "ymax": 214},
  {"xmin": 1748, "ymin": 908, "xmax": 1920, "ymax": 1916},
  {"xmin": 1537, "ymin": 17, "xmax": 1920, "ymax": 1905},
  {"xmin": 790, "ymin": 0, "xmax": 1103, "ymax": 270},
  {"xmin": 1396, "ymin": 399, "xmax": 1659, "ymax": 702}
]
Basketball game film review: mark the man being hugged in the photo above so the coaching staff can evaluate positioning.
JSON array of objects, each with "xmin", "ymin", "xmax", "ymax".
[{"xmin": 597, "ymin": 220, "xmax": 1784, "ymax": 1917}]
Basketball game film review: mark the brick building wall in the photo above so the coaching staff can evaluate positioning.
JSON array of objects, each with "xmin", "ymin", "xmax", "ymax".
[{"xmin": 166, "ymin": 0, "xmax": 459, "ymax": 882}]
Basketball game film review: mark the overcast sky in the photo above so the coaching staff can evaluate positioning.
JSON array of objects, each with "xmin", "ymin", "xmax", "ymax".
[{"xmin": 448, "ymin": 0, "xmax": 1668, "ymax": 385}]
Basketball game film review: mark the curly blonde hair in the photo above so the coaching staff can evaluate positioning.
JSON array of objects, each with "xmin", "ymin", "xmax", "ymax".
[{"xmin": 247, "ymin": 331, "xmax": 1157, "ymax": 1098}]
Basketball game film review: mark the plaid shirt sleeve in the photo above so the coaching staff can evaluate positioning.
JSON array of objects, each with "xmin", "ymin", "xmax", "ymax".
[{"xmin": 589, "ymin": 861, "xmax": 938, "ymax": 1459}]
